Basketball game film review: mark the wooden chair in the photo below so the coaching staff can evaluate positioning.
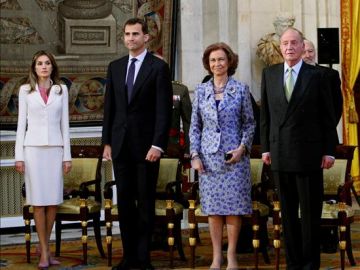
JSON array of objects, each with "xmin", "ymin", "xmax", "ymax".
[
  {"xmin": 103, "ymin": 158, "xmax": 186, "ymax": 268},
  {"xmin": 22, "ymin": 145, "xmax": 106, "ymax": 264},
  {"xmin": 188, "ymin": 145, "xmax": 271, "ymax": 269},
  {"xmin": 272, "ymin": 145, "xmax": 356, "ymax": 270}
]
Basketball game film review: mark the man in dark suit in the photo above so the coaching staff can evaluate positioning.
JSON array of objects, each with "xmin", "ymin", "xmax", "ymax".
[
  {"xmin": 260, "ymin": 27, "xmax": 338, "ymax": 269},
  {"xmin": 302, "ymin": 39, "xmax": 343, "ymax": 124},
  {"xmin": 102, "ymin": 18, "xmax": 172, "ymax": 270}
]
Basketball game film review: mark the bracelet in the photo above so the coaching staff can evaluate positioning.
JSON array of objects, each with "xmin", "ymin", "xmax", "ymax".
[{"xmin": 191, "ymin": 154, "xmax": 200, "ymax": 160}]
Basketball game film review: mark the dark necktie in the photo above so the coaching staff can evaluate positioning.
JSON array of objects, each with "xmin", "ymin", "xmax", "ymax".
[{"xmin": 126, "ymin": 58, "xmax": 137, "ymax": 103}]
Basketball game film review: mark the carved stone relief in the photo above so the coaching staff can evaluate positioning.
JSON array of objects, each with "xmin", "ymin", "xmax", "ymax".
[
  {"xmin": 0, "ymin": 0, "xmax": 21, "ymax": 10},
  {"xmin": 0, "ymin": 17, "xmax": 44, "ymax": 44},
  {"xmin": 35, "ymin": 0, "xmax": 61, "ymax": 11}
]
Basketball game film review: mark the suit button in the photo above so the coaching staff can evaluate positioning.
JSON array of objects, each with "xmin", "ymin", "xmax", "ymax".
[{"xmin": 216, "ymin": 128, "xmax": 220, "ymax": 133}]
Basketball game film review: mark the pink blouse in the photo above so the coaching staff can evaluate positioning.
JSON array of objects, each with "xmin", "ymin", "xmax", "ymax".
[{"xmin": 38, "ymin": 86, "xmax": 48, "ymax": 104}]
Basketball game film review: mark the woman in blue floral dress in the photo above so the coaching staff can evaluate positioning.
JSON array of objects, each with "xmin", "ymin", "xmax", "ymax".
[{"xmin": 190, "ymin": 42, "xmax": 255, "ymax": 269}]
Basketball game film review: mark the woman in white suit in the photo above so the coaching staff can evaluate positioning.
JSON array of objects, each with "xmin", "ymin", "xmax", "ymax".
[
  {"xmin": 190, "ymin": 43, "xmax": 255, "ymax": 269},
  {"xmin": 15, "ymin": 50, "xmax": 72, "ymax": 269}
]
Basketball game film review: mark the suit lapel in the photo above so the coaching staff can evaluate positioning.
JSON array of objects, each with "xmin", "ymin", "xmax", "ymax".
[
  {"xmin": 117, "ymin": 57, "xmax": 128, "ymax": 103},
  {"xmin": 218, "ymin": 79, "xmax": 236, "ymax": 112},
  {"xmin": 269, "ymin": 65, "xmax": 288, "ymax": 124},
  {"xmin": 203, "ymin": 82, "xmax": 218, "ymax": 122},
  {"xmin": 129, "ymin": 53, "xmax": 153, "ymax": 103},
  {"xmin": 46, "ymin": 85, "xmax": 61, "ymax": 106}
]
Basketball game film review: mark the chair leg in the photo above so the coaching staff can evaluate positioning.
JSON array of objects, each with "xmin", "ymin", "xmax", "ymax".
[
  {"xmin": 188, "ymin": 200, "xmax": 197, "ymax": 268},
  {"xmin": 24, "ymin": 218, "xmax": 31, "ymax": 263},
  {"xmin": 260, "ymin": 219, "xmax": 270, "ymax": 264},
  {"xmin": 345, "ymin": 224, "xmax": 356, "ymax": 266},
  {"xmin": 55, "ymin": 220, "xmax": 61, "ymax": 257},
  {"xmin": 166, "ymin": 201, "xmax": 175, "ymax": 268},
  {"xmin": 106, "ymin": 218, "xmax": 113, "ymax": 266},
  {"xmin": 272, "ymin": 201, "xmax": 281, "ymax": 270},
  {"xmin": 194, "ymin": 224, "xmax": 201, "ymax": 244},
  {"xmin": 81, "ymin": 220, "xmax": 88, "ymax": 265},
  {"xmin": 93, "ymin": 217, "xmax": 105, "ymax": 258},
  {"xmin": 252, "ymin": 208, "xmax": 260, "ymax": 270},
  {"xmin": 175, "ymin": 219, "xmax": 186, "ymax": 261},
  {"xmin": 338, "ymin": 208, "xmax": 347, "ymax": 270}
]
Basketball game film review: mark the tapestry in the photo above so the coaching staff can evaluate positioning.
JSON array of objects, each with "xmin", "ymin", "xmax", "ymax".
[{"xmin": 0, "ymin": 0, "xmax": 176, "ymax": 129}]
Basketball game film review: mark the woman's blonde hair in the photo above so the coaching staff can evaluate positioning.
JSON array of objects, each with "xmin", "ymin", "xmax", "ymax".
[{"xmin": 27, "ymin": 50, "xmax": 62, "ymax": 94}]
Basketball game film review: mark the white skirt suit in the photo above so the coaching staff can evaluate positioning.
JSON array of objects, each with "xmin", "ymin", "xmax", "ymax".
[{"xmin": 15, "ymin": 83, "xmax": 71, "ymax": 206}]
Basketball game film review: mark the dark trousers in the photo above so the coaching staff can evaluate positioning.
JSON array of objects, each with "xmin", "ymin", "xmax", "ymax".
[
  {"xmin": 273, "ymin": 170, "xmax": 323, "ymax": 270},
  {"xmin": 112, "ymin": 143, "xmax": 159, "ymax": 264}
]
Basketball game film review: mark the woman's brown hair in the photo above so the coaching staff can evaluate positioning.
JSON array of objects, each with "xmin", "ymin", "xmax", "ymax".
[
  {"xmin": 27, "ymin": 50, "xmax": 62, "ymax": 94},
  {"xmin": 202, "ymin": 42, "xmax": 239, "ymax": 76}
]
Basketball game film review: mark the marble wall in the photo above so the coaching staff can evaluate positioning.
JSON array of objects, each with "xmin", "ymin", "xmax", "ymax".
[{"xmin": 177, "ymin": 0, "xmax": 341, "ymax": 102}]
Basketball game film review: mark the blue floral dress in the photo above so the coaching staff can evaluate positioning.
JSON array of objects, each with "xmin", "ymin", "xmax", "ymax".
[{"xmin": 189, "ymin": 77, "xmax": 255, "ymax": 215}]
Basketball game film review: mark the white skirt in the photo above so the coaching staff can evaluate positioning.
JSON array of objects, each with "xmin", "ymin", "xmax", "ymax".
[{"xmin": 24, "ymin": 146, "xmax": 64, "ymax": 206}]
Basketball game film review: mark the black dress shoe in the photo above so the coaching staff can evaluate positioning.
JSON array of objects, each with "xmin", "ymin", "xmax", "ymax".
[
  {"xmin": 140, "ymin": 263, "xmax": 154, "ymax": 270},
  {"xmin": 112, "ymin": 259, "xmax": 134, "ymax": 270}
]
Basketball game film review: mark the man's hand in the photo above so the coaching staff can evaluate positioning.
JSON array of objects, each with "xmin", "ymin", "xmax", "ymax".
[
  {"xmin": 145, "ymin": 147, "xmax": 161, "ymax": 162},
  {"xmin": 15, "ymin": 161, "xmax": 25, "ymax": 174},
  {"xmin": 321, "ymin": 155, "xmax": 335, "ymax": 169},
  {"xmin": 262, "ymin": 152, "xmax": 271, "ymax": 165},
  {"xmin": 103, "ymin": 144, "xmax": 112, "ymax": 160}
]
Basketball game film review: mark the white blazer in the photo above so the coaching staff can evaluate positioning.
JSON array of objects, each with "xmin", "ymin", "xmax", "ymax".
[{"xmin": 15, "ymin": 83, "xmax": 71, "ymax": 161}]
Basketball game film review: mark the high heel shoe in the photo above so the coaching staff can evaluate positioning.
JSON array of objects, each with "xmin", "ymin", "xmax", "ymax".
[
  {"xmin": 38, "ymin": 261, "xmax": 49, "ymax": 269},
  {"xmin": 35, "ymin": 245, "xmax": 60, "ymax": 265},
  {"xmin": 48, "ymin": 256, "xmax": 60, "ymax": 265}
]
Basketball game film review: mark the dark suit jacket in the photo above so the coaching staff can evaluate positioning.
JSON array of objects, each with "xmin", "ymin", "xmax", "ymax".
[
  {"xmin": 102, "ymin": 52, "xmax": 173, "ymax": 161},
  {"xmin": 316, "ymin": 64, "xmax": 343, "ymax": 124},
  {"xmin": 260, "ymin": 62, "xmax": 338, "ymax": 172}
]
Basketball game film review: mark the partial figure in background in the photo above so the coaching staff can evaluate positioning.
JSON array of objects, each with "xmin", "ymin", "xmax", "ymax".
[
  {"xmin": 190, "ymin": 42, "xmax": 255, "ymax": 269},
  {"xmin": 256, "ymin": 13, "xmax": 296, "ymax": 66},
  {"xmin": 15, "ymin": 50, "xmax": 72, "ymax": 269},
  {"xmin": 168, "ymin": 81, "xmax": 192, "ymax": 158},
  {"xmin": 302, "ymin": 39, "xmax": 343, "ymax": 124}
]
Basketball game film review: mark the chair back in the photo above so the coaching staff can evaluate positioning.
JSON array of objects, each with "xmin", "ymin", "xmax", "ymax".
[
  {"xmin": 250, "ymin": 158, "xmax": 264, "ymax": 185},
  {"xmin": 64, "ymin": 145, "xmax": 103, "ymax": 200},
  {"xmin": 323, "ymin": 159, "xmax": 347, "ymax": 195},
  {"xmin": 64, "ymin": 159, "xmax": 98, "ymax": 191},
  {"xmin": 323, "ymin": 145, "xmax": 355, "ymax": 204},
  {"xmin": 156, "ymin": 158, "xmax": 179, "ymax": 192}
]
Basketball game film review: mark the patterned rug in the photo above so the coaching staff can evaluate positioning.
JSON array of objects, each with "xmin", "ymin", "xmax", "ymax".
[{"xmin": 1, "ymin": 222, "xmax": 360, "ymax": 270}]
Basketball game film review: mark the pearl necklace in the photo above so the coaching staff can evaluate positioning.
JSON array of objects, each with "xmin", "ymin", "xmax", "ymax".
[{"xmin": 213, "ymin": 78, "xmax": 228, "ymax": 94}]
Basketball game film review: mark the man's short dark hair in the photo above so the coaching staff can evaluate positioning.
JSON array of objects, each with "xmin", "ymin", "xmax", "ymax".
[{"xmin": 123, "ymin": 17, "xmax": 149, "ymax": 34}]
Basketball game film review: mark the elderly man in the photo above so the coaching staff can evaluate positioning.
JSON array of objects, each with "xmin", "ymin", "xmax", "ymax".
[
  {"xmin": 260, "ymin": 27, "xmax": 338, "ymax": 269},
  {"xmin": 302, "ymin": 39, "xmax": 343, "ymax": 124}
]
